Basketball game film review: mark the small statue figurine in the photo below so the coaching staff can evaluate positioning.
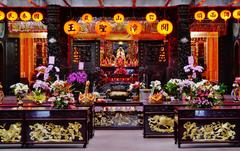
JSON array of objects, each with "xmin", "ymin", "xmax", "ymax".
[
  {"xmin": 79, "ymin": 81, "xmax": 96, "ymax": 104},
  {"xmin": 0, "ymin": 82, "xmax": 4, "ymax": 104}
]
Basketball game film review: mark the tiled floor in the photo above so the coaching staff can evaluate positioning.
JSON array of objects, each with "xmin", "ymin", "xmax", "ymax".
[{"xmin": 0, "ymin": 130, "xmax": 239, "ymax": 151}]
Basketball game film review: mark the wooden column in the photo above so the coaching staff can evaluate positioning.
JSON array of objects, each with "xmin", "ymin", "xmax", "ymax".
[
  {"xmin": 219, "ymin": 19, "xmax": 234, "ymax": 91},
  {"xmin": 47, "ymin": 5, "xmax": 68, "ymax": 75},
  {"xmin": 176, "ymin": 5, "xmax": 191, "ymax": 79}
]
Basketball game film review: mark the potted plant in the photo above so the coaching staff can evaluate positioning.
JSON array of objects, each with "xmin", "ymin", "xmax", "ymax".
[
  {"xmin": 163, "ymin": 79, "xmax": 181, "ymax": 101},
  {"xmin": 67, "ymin": 71, "xmax": 88, "ymax": 99},
  {"xmin": 10, "ymin": 83, "xmax": 29, "ymax": 108},
  {"xmin": 27, "ymin": 80, "xmax": 50, "ymax": 104}
]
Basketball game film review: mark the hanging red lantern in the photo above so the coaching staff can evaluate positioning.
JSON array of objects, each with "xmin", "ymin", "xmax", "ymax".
[
  {"xmin": 32, "ymin": 12, "xmax": 43, "ymax": 22},
  {"xmin": 233, "ymin": 9, "xmax": 240, "ymax": 20},
  {"xmin": 113, "ymin": 13, "xmax": 124, "ymax": 23},
  {"xmin": 82, "ymin": 13, "xmax": 93, "ymax": 23},
  {"xmin": 95, "ymin": 20, "xmax": 112, "ymax": 36},
  {"xmin": 126, "ymin": 21, "xmax": 142, "ymax": 35},
  {"xmin": 220, "ymin": 10, "xmax": 231, "ymax": 21},
  {"xmin": 194, "ymin": 11, "xmax": 205, "ymax": 21},
  {"xmin": 0, "ymin": 11, "xmax": 5, "ymax": 21},
  {"xmin": 207, "ymin": 10, "xmax": 218, "ymax": 21},
  {"xmin": 157, "ymin": 20, "xmax": 173, "ymax": 35},
  {"xmin": 146, "ymin": 12, "xmax": 157, "ymax": 23},
  {"xmin": 7, "ymin": 11, "xmax": 18, "ymax": 21},
  {"xmin": 64, "ymin": 20, "xmax": 80, "ymax": 35},
  {"xmin": 20, "ymin": 11, "xmax": 31, "ymax": 21}
]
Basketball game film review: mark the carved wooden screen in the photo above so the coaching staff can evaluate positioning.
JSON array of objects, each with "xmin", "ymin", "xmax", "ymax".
[
  {"xmin": 138, "ymin": 40, "xmax": 167, "ymax": 85},
  {"xmin": 71, "ymin": 40, "xmax": 100, "ymax": 72}
]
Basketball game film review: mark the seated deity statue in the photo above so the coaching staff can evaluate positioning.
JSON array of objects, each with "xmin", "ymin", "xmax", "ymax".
[{"xmin": 115, "ymin": 47, "xmax": 126, "ymax": 67}]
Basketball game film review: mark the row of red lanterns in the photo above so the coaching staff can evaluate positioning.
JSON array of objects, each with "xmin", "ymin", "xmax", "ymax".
[
  {"xmin": 81, "ymin": 12, "xmax": 160, "ymax": 24},
  {"xmin": 64, "ymin": 12, "xmax": 173, "ymax": 36},
  {"xmin": 195, "ymin": 9, "xmax": 240, "ymax": 21},
  {"xmin": 64, "ymin": 19, "xmax": 173, "ymax": 36},
  {"xmin": 0, "ymin": 10, "xmax": 43, "ymax": 22}
]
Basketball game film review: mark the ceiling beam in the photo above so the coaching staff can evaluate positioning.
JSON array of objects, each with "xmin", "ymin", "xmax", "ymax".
[
  {"xmin": 165, "ymin": 0, "xmax": 171, "ymax": 7},
  {"xmin": 196, "ymin": 0, "xmax": 206, "ymax": 7},
  {"xmin": 98, "ymin": 0, "xmax": 104, "ymax": 8},
  {"xmin": 63, "ymin": 0, "xmax": 71, "ymax": 7},
  {"xmin": 132, "ymin": 0, "xmax": 136, "ymax": 8},
  {"xmin": 28, "ymin": 0, "xmax": 41, "ymax": 7}
]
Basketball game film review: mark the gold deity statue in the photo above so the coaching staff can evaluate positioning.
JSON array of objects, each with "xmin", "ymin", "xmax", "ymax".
[
  {"xmin": 78, "ymin": 81, "xmax": 95, "ymax": 104},
  {"xmin": 115, "ymin": 47, "xmax": 126, "ymax": 67}
]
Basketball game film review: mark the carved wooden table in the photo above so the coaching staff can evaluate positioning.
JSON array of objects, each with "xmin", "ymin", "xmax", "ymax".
[
  {"xmin": 176, "ymin": 106, "xmax": 240, "ymax": 148},
  {"xmin": 0, "ymin": 107, "xmax": 90, "ymax": 148},
  {"xmin": 76, "ymin": 103, "xmax": 94, "ymax": 139},
  {"xmin": 143, "ymin": 102, "xmax": 186, "ymax": 138},
  {"xmin": 94, "ymin": 101, "xmax": 143, "ymax": 129}
]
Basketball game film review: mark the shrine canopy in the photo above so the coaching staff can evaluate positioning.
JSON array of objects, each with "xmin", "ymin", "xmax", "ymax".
[{"xmin": 0, "ymin": 0, "xmax": 240, "ymax": 8}]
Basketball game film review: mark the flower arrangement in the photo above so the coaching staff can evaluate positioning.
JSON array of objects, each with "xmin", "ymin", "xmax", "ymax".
[
  {"xmin": 27, "ymin": 89, "xmax": 47, "ymax": 104},
  {"xmin": 179, "ymin": 79, "xmax": 196, "ymax": 101},
  {"xmin": 67, "ymin": 71, "xmax": 87, "ymax": 93},
  {"xmin": 231, "ymin": 77, "xmax": 240, "ymax": 101},
  {"xmin": 50, "ymin": 80, "xmax": 72, "ymax": 96},
  {"xmin": 48, "ymin": 93, "xmax": 75, "ymax": 109},
  {"xmin": 150, "ymin": 80, "xmax": 162, "ymax": 94},
  {"xmin": 149, "ymin": 80, "xmax": 167, "ymax": 104},
  {"xmin": 10, "ymin": 83, "xmax": 29, "ymax": 100},
  {"xmin": 128, "ymin": 81, "xmax": 145, "ymax": 93},
  {"xmin": 27, "ymin": 79, "xmax": 50, "ymax": 104},
  {"xmin": 48, "ymin": 80, "xmax": 75, "ymax": 109},
  {"xmin": 33, "ymin": 80, "xmax": 50, "ymax": 91},
  {"xmin": 188, "ymin": 80, "xmax": 227, "ymax": 108},
  {"xmin": 163, "ymin": 79, "xmax": 181, "ymax": 100},
  {"xmin": 35, "ymin": 65, "xmax": 60, "ymax": 82},
  {"xmin": 128, "ymin": 81, "xmax": 145, "ymax": 102},
  {"xmin": 183, "ymin": 64, "xmax": 204, "ymax": 81}
]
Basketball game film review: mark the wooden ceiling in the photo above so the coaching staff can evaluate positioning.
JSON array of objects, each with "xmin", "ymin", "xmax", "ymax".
[{"xmin": 0, "ymin": 0, "xmax": 240, "ymax": 8}]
